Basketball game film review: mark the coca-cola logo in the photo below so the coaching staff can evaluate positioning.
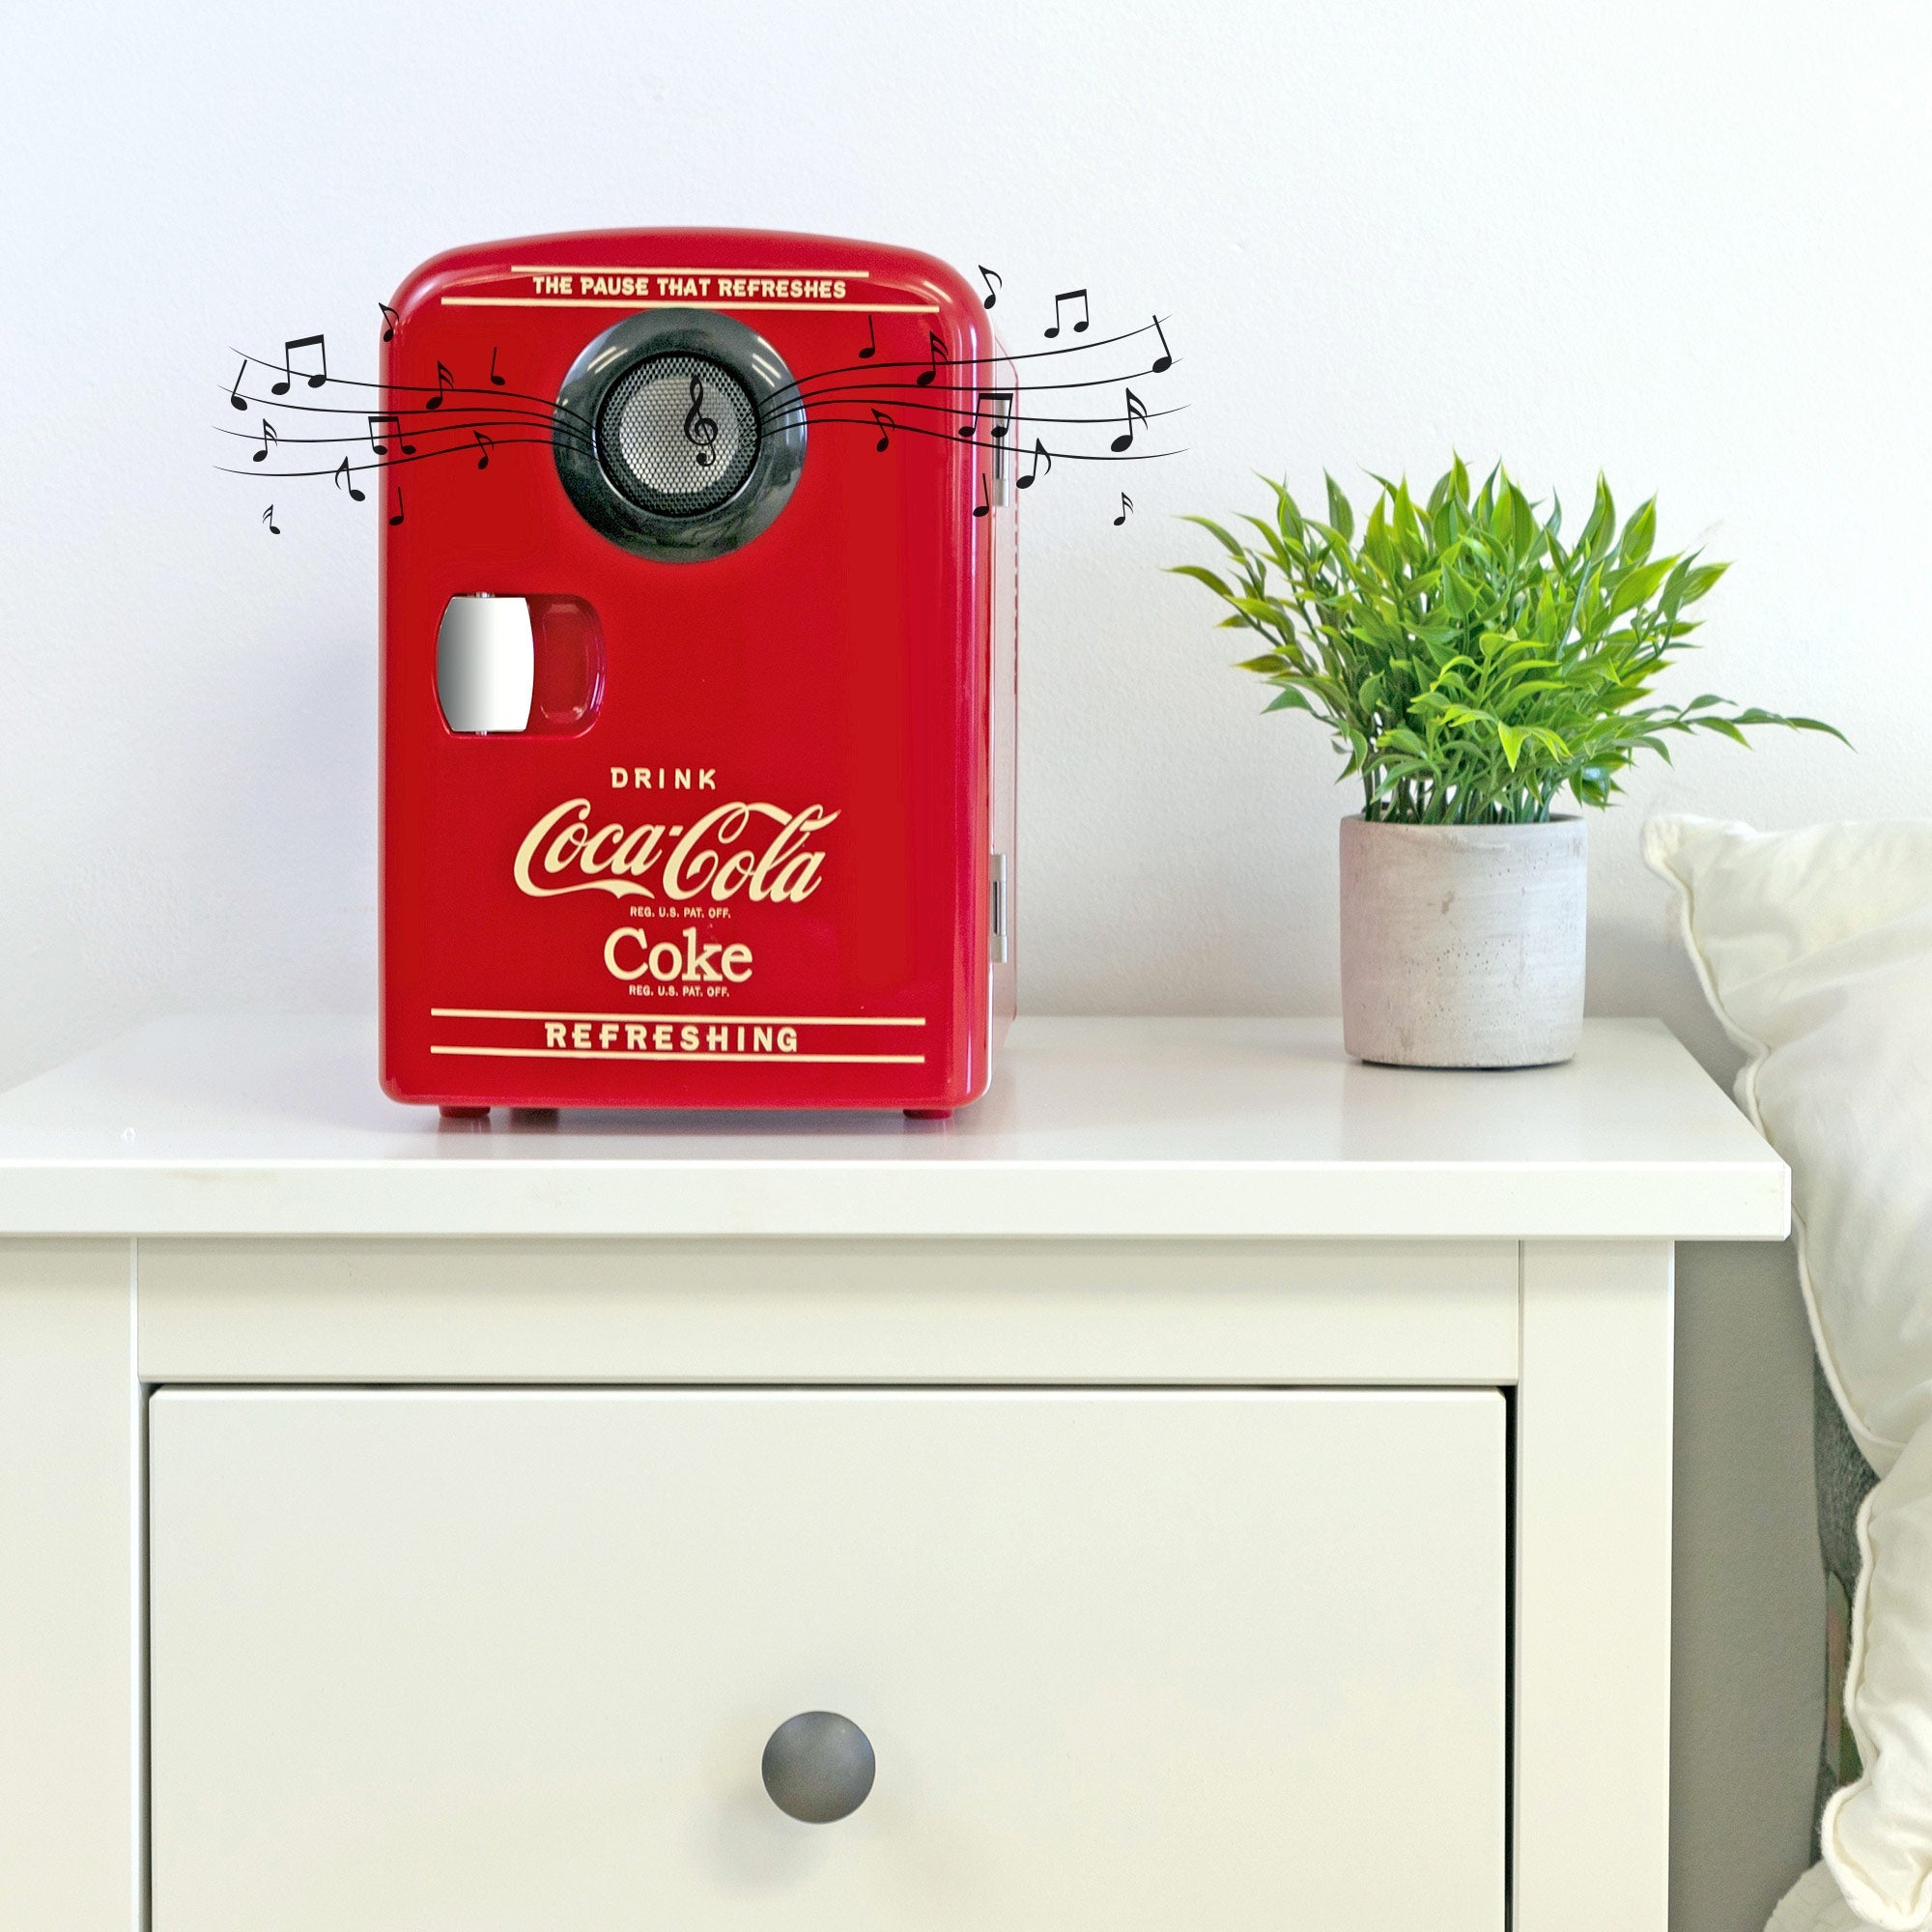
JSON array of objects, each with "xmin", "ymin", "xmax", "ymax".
[{"xmin": 512, "ymin": 798, "xmax": 838, "ymax": 904}]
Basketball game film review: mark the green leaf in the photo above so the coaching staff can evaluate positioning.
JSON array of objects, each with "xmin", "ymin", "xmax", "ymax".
[
  {"xmin": 1578, "ymin": 475, "xmax": 1615, "ymax": 558},
  {"xmin": 1262, "ymin": 476, "xmax": 1306, "ymax": 543},
  {"xmin": 1169, "ymin": 564, "xmax": 1234, "ymax": 596},
  {"xmin": 1504, "ymin": 480, "xmax": 1541, "ymax": 557},
  {"xmin": 1606, "ymin": 558, "xmax": 1673, "ymax": 618},
  {"xmin": 1263, "ymin": 687, "xmax": 1314, "ymax": 713},
  {"xmin": 1324, "ymin": 472, "xmax": 1355, "ymax": 543},
  {"xmin": 1229, "ymin": 596, "xmax": 1292, "ymax": 624},
  {"xmin": 1177, "ymin": 515, "xmax": 1248, "ymax": 561},
  {"xmin": 1619, "ymin": 497, "xmax": 1657, "ymax": 566},
  {"xmin": 1679, "ymin": 561, "xmax": 1728, "ymax": 604}
]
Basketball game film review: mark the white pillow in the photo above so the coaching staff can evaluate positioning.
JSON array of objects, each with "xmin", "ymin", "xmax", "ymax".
[
  {"xmin": 1646, "ymin": 815, "xmax": 1932, "ymax": 1930},
  {"xmin": 1772, "ymin": 1861, "xmax": 1875, "ymax": 1932}
]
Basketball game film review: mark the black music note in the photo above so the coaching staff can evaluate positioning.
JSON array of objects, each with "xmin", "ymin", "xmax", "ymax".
[
  {"xmin": 858, "ymin": 315, "xmax": 877, "ymax": 360},
  {"xmin": 250, "ymin": 421, "xmax": 278, "ymax": 464},
  {"xmin": 957, "ymin": 389, "xmax": 1015, "ymax": 440},
  {"xmin": 270, "ymin": 334, "xmax": 327, "ymax": 395},
  {"xmin": 973, "ymin": 472, "xmax": 991, "ymax": 519},
  {"xmin": 489, "ymin": 346, "xmax": 505, "ymax": 386},
  {"xmin": 388, "ymin": 486, "xmax": 406, "ymax": 526},
  {"xmin": 916, "ymin": 330, "xmax": 948, "ymax": 387},
  {"xmin": 683, "ymin": 374, "xmax": 720, "ymax": 467},
  {"xmin": 1114, "ymin": 494, "xmax": 1133, "ymax": 526},
  {"xmin": 422, "ymin": 361, "xmax": 454, "ymax": 412},
  {"xmin": 379, "ymin": 302, "xmax": 400, "ymax": 343},
  {"xmin": 977, "ymin": 265, "xmax": 1003, "ymax": 309},
  {"xmin": 1044, "ymin": 289, "xmax": 1089, "ymax": 339},
  {"xmin": 472, "ymin": 430, "xmax": 493, "ymax": 470},
  {"xmin": 1110, "ymin": 387, "xmax": 1149, "ymax": 453},
  {"xmin": 1017, "ymin": 438, "xmax": 1052, "ymax": 490},
  {"xmin": 1151, "ymin": 315, "xmax": 1173, "ymax": 374},
  {"xmin": 366, "ymin": 413, "xmax": 415, "ymax": 457},
  {"xmin": 333, "ymin": 455, "xmax": 366, "ymax": 501},
  {"xmin": 229, "ymin": 357, "xmax": 249, "ymax": 412},
  {"xmin": 262, "ymin": 504, "xmax": 279, "ymax": 535},
  {"xmin": 871, "ymin": 409, "xmax": 894, "ymax": 452}
]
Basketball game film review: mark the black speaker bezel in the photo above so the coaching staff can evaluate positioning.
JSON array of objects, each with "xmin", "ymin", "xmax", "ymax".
[{"xmin": 554, "ymin": 309, "xmax": 807, "ymax": 563}]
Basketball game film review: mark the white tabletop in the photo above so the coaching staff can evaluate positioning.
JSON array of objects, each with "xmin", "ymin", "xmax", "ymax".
[{"xmin": 0, "ymin": 1015, "xmax": 1785, "ymax": 1241}]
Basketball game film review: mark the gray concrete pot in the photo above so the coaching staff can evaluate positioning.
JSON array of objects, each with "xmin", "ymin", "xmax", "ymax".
[{"xmin": 1339, "ymin": 815, "xmax": 1586, "ymax": 1068}]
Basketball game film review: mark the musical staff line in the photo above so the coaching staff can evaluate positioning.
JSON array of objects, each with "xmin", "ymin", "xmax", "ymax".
[
  {"xmin": 216, "ymin": 392, "xmax": 580, "ymax": 434},
  {"xmin": 215, "ymin": 434, "xmax": 582, "ymax": 481},
  {"xmin": 226, "ymin": 347, "xmax": 593, "ymax": 424},
  {"xmin": 753, "ymin": 316, "xmax": 1177, "ymax": 416},
  {"xmin": 218, "ymin": 418, "xmax": 1180, "ymax": 484},
  {"xmin": 789, "ymin": 417, "xmax": 1183, "ymax": 462},
  {"xmin": 757, "ymin": 366, "xmax": 1181, "ymax": 416},
  {"xmin": 215, "ymin": 411, "xmax": 586, "ymax": 438}
]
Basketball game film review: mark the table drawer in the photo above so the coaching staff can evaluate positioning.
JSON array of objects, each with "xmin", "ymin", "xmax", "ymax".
[{"xmin": 150, "ymin": 1388, "xmax": 1505, "ymax": 1930}]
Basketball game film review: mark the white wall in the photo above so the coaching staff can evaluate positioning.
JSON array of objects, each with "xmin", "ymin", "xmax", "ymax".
[
  {"xmin": 5, "ymin": 2, "xmax": 1916, "ymax": 1922},
  {"xmin": 5, "ymin": 0, "xmax": 1925, "ymax": 1089}
]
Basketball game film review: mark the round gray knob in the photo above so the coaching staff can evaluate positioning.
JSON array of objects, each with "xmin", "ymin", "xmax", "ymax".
[{"xmin": 761, "ymin": 1711, "xmax": 875, "ymax": 1823}]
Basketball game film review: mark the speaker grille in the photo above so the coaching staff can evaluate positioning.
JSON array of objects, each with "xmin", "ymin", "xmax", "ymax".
[{"xmin": 596, "ymin": 354, "xmax": 761, "ymax": 518}]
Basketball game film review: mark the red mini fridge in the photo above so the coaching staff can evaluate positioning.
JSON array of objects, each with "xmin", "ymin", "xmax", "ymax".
[{"xmin": 378, "ymin": 231, "xmax": 1018, "ymax": 1118}]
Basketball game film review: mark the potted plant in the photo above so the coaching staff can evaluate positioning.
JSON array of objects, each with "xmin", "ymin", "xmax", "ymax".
[{"xmin": 1174, "ymin": 460, "xmax": 1843, "ymax": 1067}]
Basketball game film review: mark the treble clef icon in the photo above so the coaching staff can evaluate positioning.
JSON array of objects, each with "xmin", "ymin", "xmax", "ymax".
[{"xmin": 683, "ymin": 374, "xmax": 719, "ymax": 468}]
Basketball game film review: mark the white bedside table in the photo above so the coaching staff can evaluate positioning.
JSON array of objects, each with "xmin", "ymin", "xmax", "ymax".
[{"xmin": 0, "ymin": 1015, "xmax": 1786, "ymax": 1932}]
